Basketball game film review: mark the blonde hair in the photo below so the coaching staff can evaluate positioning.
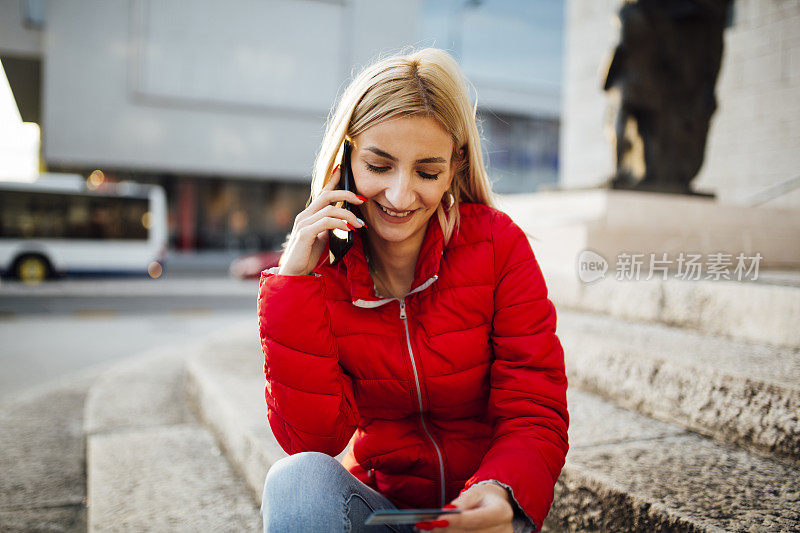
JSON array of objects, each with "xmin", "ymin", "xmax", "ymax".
[{"xmin": 308, "ymin": 46, "xmax": 498, "ymax": 247}]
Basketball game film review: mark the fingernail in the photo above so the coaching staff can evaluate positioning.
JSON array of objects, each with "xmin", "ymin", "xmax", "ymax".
[
  {"xmin": 432, "ymin": 520, "xmax": 449, "ymax": 527},
  {"xmin": 414, "ymin": 523, "xmax": 433, "ymax": 531},
  {"xmin": 346, "ymin": 223, "xmax": 355, "ymax": 230},
  {"xmin": 355, "ymin": 194, "xmax": 368, "ymax": 202},
  {"xmin": 356, "ymin": 217, "xmax": 366, "ymax": 227},
  {"xmin": 443, "ymin": 504, "xmax": 457, "ymax": 509},
  {"xmin": 333, "ymin": 164, "xmax": 340, "ymax": 174}
]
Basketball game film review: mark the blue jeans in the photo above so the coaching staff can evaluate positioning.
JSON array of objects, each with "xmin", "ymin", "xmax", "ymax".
[{"xmin": 260, "ymin": 451, "xmax": 416, "ymax": 533}]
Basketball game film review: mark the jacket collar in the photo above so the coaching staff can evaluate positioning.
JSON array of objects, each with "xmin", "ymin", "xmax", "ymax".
[{"xmin": 341, "ymin": 213, "xmax": 445, "ymax": 306}]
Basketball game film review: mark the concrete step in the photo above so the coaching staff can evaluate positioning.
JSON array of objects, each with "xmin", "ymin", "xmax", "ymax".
[
  {"xmin": 87, "ymin": 424, "xmax": 259, "ymax": 532},
  {"xmin": 83, "ymin": 338, "xmax": 260, "ymax": 531},
  {"xmin": 184, "ymin": 329, "xmax": 286, "ymax": 502},
  {"xmin": 545, "ymin": 389, "xmax": 800, "ymax": 532},
  {"xmin": 558, "ymin": 308, "xmax": 800, "ymax": 462},
  {"xmin": 541, "ymin": 266, "xmax": 800, "ymax": 350},
  {"xmin": 182, "ymin": 327, "xmax": 348, "ymax": 502},
  {"xmin": 185, "ymin": 326, "xmax": 799, "ymax": 531},
  {"xmin": 0, "ymin": 373, "xmax": 96, "ymax": 532}
]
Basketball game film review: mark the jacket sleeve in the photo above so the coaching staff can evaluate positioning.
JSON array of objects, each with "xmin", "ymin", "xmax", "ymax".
[
  {"xmin": 459, "ymin": 211, "xmax": 569, "ymax": 532},
  {"xmin": 257, "ymin": 266, "xmax": 359, "ymax": 457}
]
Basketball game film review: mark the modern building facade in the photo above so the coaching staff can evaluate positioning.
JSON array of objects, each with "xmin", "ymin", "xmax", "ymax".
[{"xmin": 0, "ymin": 0, "xmax": 563, "ymax": 251}]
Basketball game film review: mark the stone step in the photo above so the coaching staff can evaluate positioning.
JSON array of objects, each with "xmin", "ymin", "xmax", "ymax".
[
  {"xmin": 545, "ymin": 389, "xmax": 800, "ymax": 532},
  {"xmin": 540, "ymin": 266, "xmax": 800, "ymax": 350},
  {"xmin": 186, "ymin": 327, "xmax": 799, "ymax": 531},
  {"xmin": 184, "ymin": 330, "xmax": 287, "ymax": 502},
  {"xmin": 558, "ymin": 308, "xmax": 800, "ymax": 462},
  {"xmin": 87, "ymin": 424, "xmax": 259, "ymax": 532},
  {"xmin": 83, "ymin": 339, "xmax": 260, "ymax": 531},
  {"xmin": 182, "ymin": 327, "xmax": 354, "ymax": 502},
  {"xmin": 0, "ymin": 374, "xmax": 95, "ymax": 532}
]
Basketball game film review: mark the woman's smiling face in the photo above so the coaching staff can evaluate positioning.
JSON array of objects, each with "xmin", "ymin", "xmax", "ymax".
[{"xmin": 350, "ymin": 115, "xmax": 455, "ymax": 246}]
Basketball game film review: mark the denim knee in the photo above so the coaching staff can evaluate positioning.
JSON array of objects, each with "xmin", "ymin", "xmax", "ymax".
[
  {"xmin": 265, "ymin": 451, "xmax": 340, "ymax": 489},
  {"xmin": 261, "ymin": 452, "xmax": 346, "ymax": 533}
]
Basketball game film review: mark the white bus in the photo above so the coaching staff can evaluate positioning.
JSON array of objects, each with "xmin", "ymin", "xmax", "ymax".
[{"xmin": 0, "ymin": 175, "xmax": 167, "ymax": 283}]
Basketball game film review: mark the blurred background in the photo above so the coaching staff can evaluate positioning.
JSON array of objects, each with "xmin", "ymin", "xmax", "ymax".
[
  {"xmin": 1, "ymin": 0, "xmax": 562, "ymax": 256},
  {"xmin": 0, "ymin": 0, "xmax": 798, "ymax": 531}
]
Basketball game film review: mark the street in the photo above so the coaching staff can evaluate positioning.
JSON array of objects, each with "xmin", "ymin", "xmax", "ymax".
[{"xmin": 0, "ymin": 274, "xmax": 260, "ymax": 400}]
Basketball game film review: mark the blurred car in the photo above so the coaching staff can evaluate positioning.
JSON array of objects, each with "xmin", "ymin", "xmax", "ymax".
[{"xmin": 229, "ymin": 249, "xmax": 283, "ymax": 279}]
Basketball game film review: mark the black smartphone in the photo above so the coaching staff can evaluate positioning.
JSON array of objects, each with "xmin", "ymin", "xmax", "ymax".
[
  {"xmin": 328, "ymin": 139, "xmax": 358, "ymax": 265},
  {"xmin": 364, "ymin": 508, "xmax": 462, "ymax": 526}
]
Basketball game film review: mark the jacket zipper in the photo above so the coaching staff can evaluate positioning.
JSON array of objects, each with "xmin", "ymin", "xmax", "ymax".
[{"xmin": 399, "ymin": 297, "xmax": 447, "ymax": 507}]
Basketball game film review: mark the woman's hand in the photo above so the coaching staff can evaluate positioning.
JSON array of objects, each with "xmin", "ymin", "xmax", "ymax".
[
  {"xmin": 278, "ymin": 164, "xmax": 367, "ymax": 276},
  {"xmin": 415, "ymin": 483, "xmax": 514, "ymax": 532}
]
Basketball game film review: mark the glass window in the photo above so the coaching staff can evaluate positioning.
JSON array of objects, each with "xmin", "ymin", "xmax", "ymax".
[
  {"xmin": 417, "ymin": 0, "xmax": 563, "ymax": 193},
  {"xmin": 478, "ymin": 110, "xmax": 559, "ymax": 193},
  {"xmin": 417, "ymin": 0, "xmax": 563, "ymax": 88},
  {"xmin": 0, "ymin": 190, "xmax": 149, "ymax": 240}
]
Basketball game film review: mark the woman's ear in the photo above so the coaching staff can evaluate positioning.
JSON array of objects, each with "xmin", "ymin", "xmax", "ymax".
[
  {"xmin": 451, "ymin": 146, "xmax": 465, "ymax": 171},
  {"xmin": 453, "ymin": 146, "xmax": 467, "ymax": 178}
]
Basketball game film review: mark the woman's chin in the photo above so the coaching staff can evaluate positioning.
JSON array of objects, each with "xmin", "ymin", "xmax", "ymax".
[
  {"xmin": 369, "ymin": 225, "xmax": 414, "ymax": 243},
  {"xmin": 369, "ymin": 212, "xmax": 432, "ymax": 242}
]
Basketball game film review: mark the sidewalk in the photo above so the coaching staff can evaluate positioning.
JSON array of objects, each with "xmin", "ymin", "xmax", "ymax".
[{"xmin": 0, "ymin": 277, "xmax": 257, "ymax": 298}]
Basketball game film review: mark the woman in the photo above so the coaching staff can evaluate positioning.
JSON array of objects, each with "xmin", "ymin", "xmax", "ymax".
[{"xmin": 258, "ymin": 47, "xmax": 568, "ymax": 533}]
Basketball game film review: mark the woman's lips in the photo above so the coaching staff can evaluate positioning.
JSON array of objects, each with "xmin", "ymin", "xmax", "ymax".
[{"xmin": 375, "ymin": 203, "xmax": 416, "ymax": 224}]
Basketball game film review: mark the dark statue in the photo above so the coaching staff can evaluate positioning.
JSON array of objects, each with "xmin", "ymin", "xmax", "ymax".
[{"xmin": 603, "ymin": 0, "xmax": 731, "ymax": 196}]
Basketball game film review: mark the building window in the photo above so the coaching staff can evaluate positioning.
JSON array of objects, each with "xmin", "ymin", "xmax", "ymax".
[{"xmin": 478, "ymin": 111, "xmax": 559, "ymax": 194}]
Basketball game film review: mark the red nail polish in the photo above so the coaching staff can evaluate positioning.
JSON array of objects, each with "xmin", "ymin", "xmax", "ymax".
[
  {"xmin": 433, "ymin": 519, "xmax": 449, "ymax": 527},
  {"xmin": 415, "ymin": 522, "xmax": 433, "ymax": 530},
  {"xmin": 355, "ymin": 194, "xmax": 368, "ymax": 202},
  {"xmin": 443, "ymin": 504, "xmax": 457, "ymax": 509},
  {"xmin": 333, "ymin": 164, "xmax": 340, "ymax": 174},
  {"xmin": 346, "ymin": 223, "xmax": 355, "ymax": 230}
]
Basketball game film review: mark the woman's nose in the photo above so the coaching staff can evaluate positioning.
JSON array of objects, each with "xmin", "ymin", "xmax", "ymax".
[{"xmin": 384, "ymin": 171, "xmax": 415, "ymax": 210}]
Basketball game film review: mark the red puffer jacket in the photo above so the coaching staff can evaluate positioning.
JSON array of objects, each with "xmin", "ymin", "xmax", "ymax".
[{"xmin": 258, "ymin": 202, "xmax": 569, "ymax": 531}]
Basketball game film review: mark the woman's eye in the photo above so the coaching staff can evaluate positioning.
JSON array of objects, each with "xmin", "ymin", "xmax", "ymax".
[
  {"xmin": 365, "ymin": 163, "xmax": 390, "ymax": 173},
  {"xmin": 364, "ymin": 163, "xmax": 439, "ymax": 180}
]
